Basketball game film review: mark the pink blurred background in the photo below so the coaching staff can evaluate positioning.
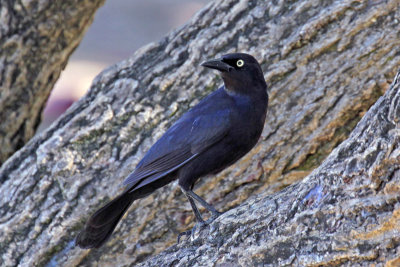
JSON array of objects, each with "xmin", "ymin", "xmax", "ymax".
[{"xmin": 39, "ymin": 0, "xmax": 210, "ymax": 131}]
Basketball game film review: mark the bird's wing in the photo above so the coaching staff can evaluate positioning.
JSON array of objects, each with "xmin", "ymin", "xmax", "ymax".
[{"xmin": 123, "ymin": 106, "xmax": 233, "ymax": 188}]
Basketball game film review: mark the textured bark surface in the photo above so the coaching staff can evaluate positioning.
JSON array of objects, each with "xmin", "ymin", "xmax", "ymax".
[
  {"xmin": 139, "ymin": 70, "xmax": 400, "ymax": 266},
  {"xmin": 0, "ymin": 0, "xmax": 399, "ymax": 266},
  {"xmin": 0, "ymin": 0, "xmax": 105, "ymax": 164}
]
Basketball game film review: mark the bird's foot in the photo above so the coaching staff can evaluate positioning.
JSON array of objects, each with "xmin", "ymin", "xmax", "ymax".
[
  {"xmin": 177, "ymin": 221, "xmax": 206, "ymax": 243},
  {"xmin": 212, "ymin": 210, "xmax": 224, "ymax": 219},
  {"xmin": 177, "ymin": 230, "xmax": 191, "ymax": 243},
  {"xmin": 205, "ymin": 210, "xmax": 224, "ymax": 224},
  {"xmin": 177, "ymin": 211, "xmax": 224, "ymax": 243}
]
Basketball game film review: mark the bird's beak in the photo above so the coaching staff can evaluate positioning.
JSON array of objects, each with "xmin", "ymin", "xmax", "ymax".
[{"xmin": 201, "ymin": 58, "xmax": 233, "ymax": 72}]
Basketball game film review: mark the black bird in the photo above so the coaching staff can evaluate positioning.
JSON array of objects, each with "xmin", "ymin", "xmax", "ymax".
[{"xmin": 76, "ymin": 53, "xmax": 268, "ymax": 248}]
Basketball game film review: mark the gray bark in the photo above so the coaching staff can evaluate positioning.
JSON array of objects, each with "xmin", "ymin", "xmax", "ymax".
[
  {"xmin": 0, "ymin": 0, "xmax": 105, "ymax": 164},
  {"xmin": 0, "ymin": 0, "xmax": 399, "ymax": 266}
]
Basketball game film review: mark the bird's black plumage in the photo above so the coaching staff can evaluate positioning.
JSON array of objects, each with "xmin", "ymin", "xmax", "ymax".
[{"xmin": 76, "ymin": 53, "xmax": 268, "ymax": 248}]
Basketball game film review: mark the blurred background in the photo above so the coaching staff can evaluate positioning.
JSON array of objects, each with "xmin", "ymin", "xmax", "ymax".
[{"xmin": 39, "ymin": 0, "xmax": 211, "ymax": 131}]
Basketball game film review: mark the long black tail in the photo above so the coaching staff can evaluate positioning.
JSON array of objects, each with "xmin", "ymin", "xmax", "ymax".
[{"xmin": 76, "ymin": 190, "xmax": 135, "ymax": 249}]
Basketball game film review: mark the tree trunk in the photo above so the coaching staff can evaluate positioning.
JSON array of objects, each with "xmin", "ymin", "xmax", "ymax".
[
  {"xmin": 0, "ymin": 0, "xmax": 105, "ymax": 164},
  {"xmin": 0, "ymin": 0, "xmax": 399, "ymax": 266}
]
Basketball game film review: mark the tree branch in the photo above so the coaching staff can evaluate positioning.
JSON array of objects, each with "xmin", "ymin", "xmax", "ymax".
[{"xmin": 0, "ymin": 0, "xmax": 105, "ymax": 164}]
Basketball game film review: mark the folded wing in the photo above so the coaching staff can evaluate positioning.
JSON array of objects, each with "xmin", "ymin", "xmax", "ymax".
[{"xmin": 123, "ymin": 94, "xmax": 233, "ymax": 190}]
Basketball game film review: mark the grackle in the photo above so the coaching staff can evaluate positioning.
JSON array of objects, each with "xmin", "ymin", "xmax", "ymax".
[{"xmin": 76, "ymin": 53, "xmax": 268, "ymax": 248}]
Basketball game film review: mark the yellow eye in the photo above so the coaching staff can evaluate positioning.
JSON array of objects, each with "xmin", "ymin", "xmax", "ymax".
[{"xmin": 236, "ymin": 59, "xmax": 244, "ymax": 67}]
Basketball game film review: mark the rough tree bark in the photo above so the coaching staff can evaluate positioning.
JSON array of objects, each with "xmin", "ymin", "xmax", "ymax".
[
  {"xmin": 0, "ymin": 0, "xmax": 399, "ymax": 266},
  {"xmin": 0, "ymin": 0, "xmax": 105, "ymax": 164}
]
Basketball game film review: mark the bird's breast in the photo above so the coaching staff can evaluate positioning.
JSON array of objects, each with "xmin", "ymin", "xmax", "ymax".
[{"xmin": 229, "ymin": 101, "xmax": 266, "ymax": 149}]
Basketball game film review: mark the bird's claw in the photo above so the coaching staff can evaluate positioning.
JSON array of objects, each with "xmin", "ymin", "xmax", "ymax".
[
  {"xmin": 177, "ymin": 221, "xmax": 206, "ymax": 243},
  {"xmin": 213, "ymin": 210, "xmax": 224, "ymax": 218},
  {"xmin": 177, "ymin": 229, "xmax": 192, "ymax": 243},
  {"xmin": 206, "ymin": 211, "xmax": 223, "ymax": 224},
  {"xmin": 177, "ymin": 212, "xmax": 224, "ymax": 243}
]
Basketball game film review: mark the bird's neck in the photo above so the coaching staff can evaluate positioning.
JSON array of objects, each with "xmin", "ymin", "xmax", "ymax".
[{"xmin": 223, "ymin": 78, "xmax": 267, "ymax": 98}]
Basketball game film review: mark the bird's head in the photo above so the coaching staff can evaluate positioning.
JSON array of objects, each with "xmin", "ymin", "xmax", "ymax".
[{"xmin": 201, "ymin": 53, "xmax": 266, "ymax": 94}]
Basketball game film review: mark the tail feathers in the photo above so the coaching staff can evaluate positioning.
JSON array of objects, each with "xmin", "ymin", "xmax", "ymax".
[{"xmin": 76, "ymin": 191, "xmax": 135, "ymax": 249}]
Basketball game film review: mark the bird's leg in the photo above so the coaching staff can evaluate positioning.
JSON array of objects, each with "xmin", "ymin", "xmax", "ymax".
[
  {"xmin": 185, "ymin": 192, "xmax": 206, "ymax": 224},
  {"xmin": 177, "ymin": 188, "xmax": 208, "ymax": 243},
  {"xmin": 177, "ymin": 187, "xmax": 224, "ymax": 243},
  {"xmin": 184, "ymin": 189, "xmax": 223, "ymax": 220},
  {"xmin": 177, "ymin": 196, "xmax": 205, "ymax": 243}
]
